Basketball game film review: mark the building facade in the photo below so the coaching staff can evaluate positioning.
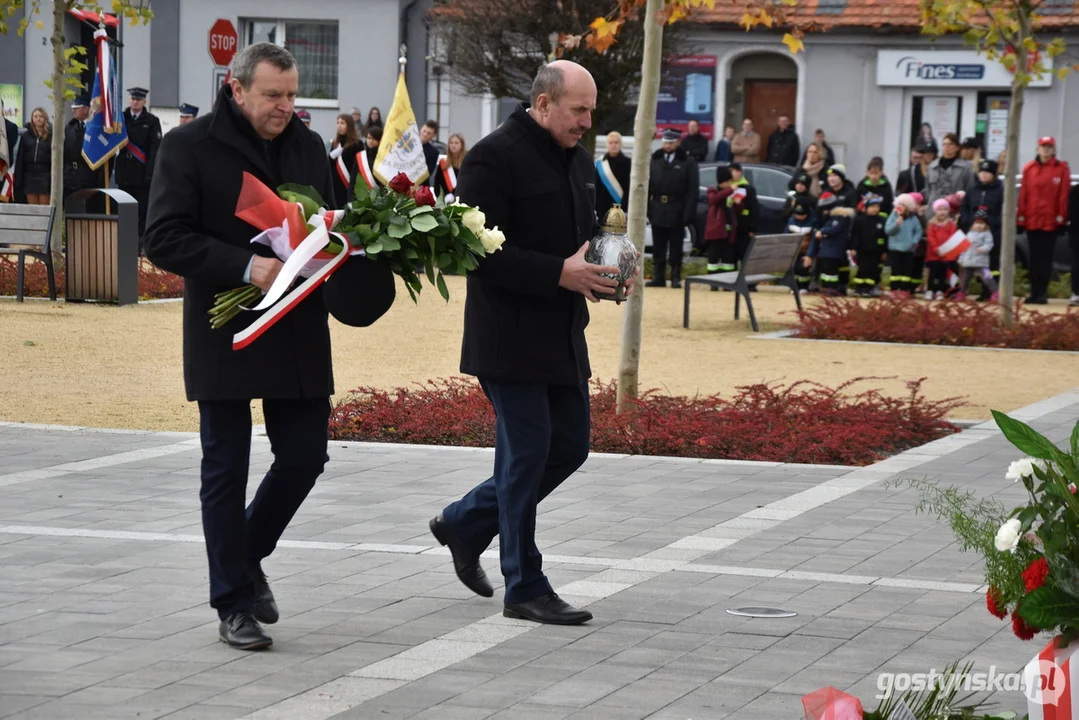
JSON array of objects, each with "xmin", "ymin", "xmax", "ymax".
[
  {"xmin": 4, "ymin": 0, "xmax": 1078, "ymax": 182},
  {"xmin": 2, "ymin": 0, "xmax": 437, "ymax": 146}
]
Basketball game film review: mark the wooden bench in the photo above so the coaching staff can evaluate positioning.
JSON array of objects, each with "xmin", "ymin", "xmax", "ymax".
[
  {"xmin": 0, "ymin": 204, "xmax": 58, "ymax": 302},
  {"xmin": 683, "ymin": 232, "xmax": 804, "ymax": 332}
]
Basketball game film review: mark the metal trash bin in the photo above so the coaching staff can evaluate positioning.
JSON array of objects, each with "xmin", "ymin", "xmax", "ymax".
[{"xmin": 64, "ymin": 188, "xmax": 139, "ymax": 305}]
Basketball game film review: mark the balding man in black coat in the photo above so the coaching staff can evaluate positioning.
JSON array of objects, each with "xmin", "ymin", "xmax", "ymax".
[{"xmin": 429, "ymin": 60, "xmax": 623, "ymax": 626}]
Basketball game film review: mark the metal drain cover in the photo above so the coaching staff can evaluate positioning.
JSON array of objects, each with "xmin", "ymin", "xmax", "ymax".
[{"xmin": 726, "ymin": 606, "xmax": 797, "ymax": 618}]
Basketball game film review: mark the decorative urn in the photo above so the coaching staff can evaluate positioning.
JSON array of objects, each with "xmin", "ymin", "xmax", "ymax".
[{"xmin": 584, "ymin": 204, "xmax": 639, "ymax": 304}]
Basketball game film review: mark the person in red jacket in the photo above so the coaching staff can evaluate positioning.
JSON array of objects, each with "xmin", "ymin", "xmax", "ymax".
[{"xmin": 1017, "ymin": 136, "xmax": 1070, "ymax": 304}]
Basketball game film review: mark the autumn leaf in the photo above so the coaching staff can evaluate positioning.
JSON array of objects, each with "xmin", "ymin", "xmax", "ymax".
[
  {"xmin": 586, "ymin": 17, "xmax": 621, "ymax": 53},
  {"xmin": 756, "ymin": 10, "xmax": 775, "ymax": 28},
  {"xmin": 739, "ymin": 12, "xmax": 755, "ymax": 30},
  {"xmin": 35, "ymin": 20, "xmax": 42, "ymax": 30},
  {"xmin": 782, "ymin": 32, "xmax": 805, "ymax": 54},
  {"xmin": 667, "ymin": 5, "xmax": 688, "ymax": 24},
  {"xmin": 1057, "ymin": 68, "xmax": 1070, "ymax": 80},
  {"xmin": 560, "ymin": 32, "xmax": 582, "ymax": 50}
]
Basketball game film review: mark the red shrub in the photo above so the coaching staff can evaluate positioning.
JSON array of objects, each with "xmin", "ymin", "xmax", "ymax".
[
  {"xmin": 330, "ymin": 377, "xmax": 963, "ymax": 466},
  {"xmin": 792, "ymin": 296, "xmax": 1079, "ymax": 351},
  {"xmin": 0, "ymin": 256, "xmax": 183, "ymax": 300}
]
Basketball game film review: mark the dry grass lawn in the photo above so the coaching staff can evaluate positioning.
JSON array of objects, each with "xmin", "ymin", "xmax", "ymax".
[{"xmin": 2, "ymin": 276, "xmax": 1076, "ymax": 432}]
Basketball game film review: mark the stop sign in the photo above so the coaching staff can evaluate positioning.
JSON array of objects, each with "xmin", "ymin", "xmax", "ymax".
[{"xmin": 208, "ymin": 19, "xmax": 238, "ymax": 67}]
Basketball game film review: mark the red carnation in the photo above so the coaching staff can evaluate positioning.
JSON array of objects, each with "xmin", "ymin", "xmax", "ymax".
[
  {"xmin": 388, "ymin": 173, "xmax": 413, "ymax": 195},
  {"xmin": 414, "ymin": 185, "xmax": 436, "ymax": 207},
  {"xmin": 1023, "ymin": 557, "xmax": 1050, "ymax": 593},
  {"xmin": 986, "ymin": 587, "xmax": 1008, "ymax": 620},
  {"xmin": 1012, "ymin": 609, "xmax": 1039, "ymax": 641}
]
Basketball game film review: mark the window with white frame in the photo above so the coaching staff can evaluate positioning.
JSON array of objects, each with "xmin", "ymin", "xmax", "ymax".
[{"xmin": 242, "ymin": 19, "xmax": 339, "ymax": 106}]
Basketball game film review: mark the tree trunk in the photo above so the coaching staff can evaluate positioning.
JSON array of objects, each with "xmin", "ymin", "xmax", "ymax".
[
  {"xmin": 49, "ymin": 0, "xmax": 67, "ymax": 264},
  {"xmin": 998, "ymin": 36, "xmax": 1028, "ymax": 327},
  {"xmin": 615, "ymin": 0, "xmax": 663, "ymax": 413}
]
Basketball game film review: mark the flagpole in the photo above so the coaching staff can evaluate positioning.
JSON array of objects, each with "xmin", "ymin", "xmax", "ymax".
[{"xmin": 103, "ymin": 158, "xmax": 112, "ymax": 214}]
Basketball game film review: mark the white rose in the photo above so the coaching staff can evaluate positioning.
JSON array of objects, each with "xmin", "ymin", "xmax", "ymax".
[
  {"xmin": 994, "ymin": 518, "xmax": 1023, "ymax": 553},
  {"xmin": 480, "ymin": 226, "xmax": 506, "ymax": 253},
  {"xmin": 462, "ymin": 208, "xmax": 487, "ymax": 235},
  {"xmin": 1006, "ymin": 458, "xmax": 1040, "ymax": 482}
]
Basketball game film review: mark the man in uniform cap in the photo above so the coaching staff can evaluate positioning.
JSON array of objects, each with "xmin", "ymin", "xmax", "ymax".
[
  {"xmin": 647, "ymin": 127, "xmax": 699, "ymax": 288},
  {"xmin": 296, "ymin": 109, "xmax": 311, "ymax": 127},
  {"xmin": 63, "ymin": 95, "xmax": 103, "ymax": 201},
  {"xmin": 179, "ymin": 103, "xmax": 199, "ymax": 125},
  {"xmin": 115, "ymin": 86, "xmax": 163, "ymax": 248}
]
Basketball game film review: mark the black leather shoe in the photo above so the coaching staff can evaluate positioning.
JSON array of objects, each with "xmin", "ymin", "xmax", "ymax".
[
  {"xmin": 219, "ymin": 611, "xmax": 273, "ymax": 650},
  {"xmin": 429, "ymin": 516, "xmax": 494, "ymax": 598},
  {"xmin": 251, "ymin": 565, "xmax": 278, "ymax": 625},
  {"xmin": 504, "ymin": 593, "xmax": 593, "ymax": 625},
  {"xmin": 1025, "ymin": 295, "xmax": 1049, "ymax": 305}
]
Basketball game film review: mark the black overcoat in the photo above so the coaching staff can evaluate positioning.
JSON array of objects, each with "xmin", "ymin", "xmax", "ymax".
[
  {"xmin": 145, "ymin": 86, "xmax": 340, "ymax": 402},
  {"xmin": 115, "ymin": 108, "xmax": 162, "ymax": 187},
  {"xmin": 648, "ymin": 147, "xmax": 699, "ymax": 229},
  {"xmin": 457, "ymin": 103, "xmax": 598, "ymax": 386}
]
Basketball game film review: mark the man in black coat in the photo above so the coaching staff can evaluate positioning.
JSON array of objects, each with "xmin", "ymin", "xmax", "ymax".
[
  {"xmin": 420, "ymin": 119, "xmax": 440, "ymax": 179},
  {"xmin": 64, "ymin": 96, "xmax": 102, "ymax": 199},
  {"xmin": 960, "ymin": 158, "xmax": 1005, "ymax": 299},
  {"xmin": 430, "ymin": 60, "xmax": 622, "ymax": 626},
  {"xmin": 145, "ymin": 43, "xmax": 346, "ymax": 651},
  {"xmin": 115, "ymin": 86, "xmax": 162, "ymax": 246},
  {"xmin": 680, "ymin": 120, "xmax": 709, "ymax": 162},
  {"xmin": 766, "ymin": 113, "xmax": 800, "ymax": 167},
  {"xmin": 595, "ymin": 130, "xmax": 630, "ymax": 221},
  {"xmin": 647, "ymin": 128, "xmax": 699, "ymax": 288}
]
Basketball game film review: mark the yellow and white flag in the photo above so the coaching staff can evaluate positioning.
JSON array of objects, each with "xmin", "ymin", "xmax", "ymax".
[{"xmin": 374, "ymin": 71, "xmax": 429, "ymax": 186}]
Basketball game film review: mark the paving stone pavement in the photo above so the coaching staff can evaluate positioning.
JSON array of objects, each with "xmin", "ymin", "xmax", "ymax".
[{"xmin": 0, "ymin": 389, "xmax": 1077, "ymax": 719}]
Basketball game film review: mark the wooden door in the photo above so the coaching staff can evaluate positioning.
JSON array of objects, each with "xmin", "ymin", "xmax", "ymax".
[{"xmin": 745, "ymin": 81, "xmax": 797, "ymax": 146}]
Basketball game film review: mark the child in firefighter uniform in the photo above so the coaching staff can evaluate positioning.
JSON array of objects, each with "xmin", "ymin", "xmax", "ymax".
[
  {"xmin": 704, "ymin": 166, "xmax": 737, "ymax": 274},
  {"xmin": 850, "ymin": 194, "xmax": 888, "ymax": 296},
  {"xmin": 787, "ymin": 201, "xmax": 816, "ymax": 293},
  {"xmin": 804, "ymin": 192, "xmax": 855, "ymax": 294}
]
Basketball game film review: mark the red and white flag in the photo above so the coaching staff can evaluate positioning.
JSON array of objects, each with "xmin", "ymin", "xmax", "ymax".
[{"xmin": 937, "ymin": 229, "xmax": 972, "ymax": 262}]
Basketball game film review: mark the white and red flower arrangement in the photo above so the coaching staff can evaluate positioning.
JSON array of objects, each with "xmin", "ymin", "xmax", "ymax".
[{"xmin": 210, "ymin": 172, "xmax": 504, "ymax": 349}]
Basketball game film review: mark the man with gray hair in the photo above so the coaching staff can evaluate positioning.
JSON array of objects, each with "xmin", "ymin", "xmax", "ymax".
[
  {"xmin": 428, "ymin": 60, "xmax": 625, "ymax": 626},
  {"xmin": 146, "ymin": 42, "xmax": 371, "ymax": 650}
]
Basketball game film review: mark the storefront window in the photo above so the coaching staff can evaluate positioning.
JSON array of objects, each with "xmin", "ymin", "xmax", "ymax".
[{"xmin": 241, "ymin": 19, "xmax": 339, "ymax": 106}]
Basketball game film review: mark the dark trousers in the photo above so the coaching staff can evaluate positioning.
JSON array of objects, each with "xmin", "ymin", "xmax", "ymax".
[
  {"xmin": 817, "ymin": 257, "xmax": 842, "ymax": 292},
  {"xmin": 651, "ymin": 225, "xmax": 685, "ymax": 271},
  {"xmin": 926, "ymin": 260, "xmax": 957, "ymax": 295},
  {"xmin": 888, "ymin": 251, "xmax": 915, "ymax": 293},
  {"xmin": 442, "ymin": 380, "xmax": 590, "ymax": 604},
  {"xmin": 1027, "ymin": 229, "xmax": 1057, "ymax": 299},
  {"xmin": 198, "ymin": 397, "xmax": 330, "ymax": 620},
  {"xmin": 705, "ymin": 239, "xmax": 728, "ymax": 271},
  {"xmin": 852, "ymin": 252, "xmax": 883, "ymax": 292},
  {"xmin": 1071, "ymin": 233, "xmax": 1079, "ymax": 296}
]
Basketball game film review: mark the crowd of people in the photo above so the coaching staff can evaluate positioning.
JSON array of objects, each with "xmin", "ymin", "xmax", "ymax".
[
  {"xmin": 2, "ymin": 89, "xmax": 470, "ymax": 258},
  {"xmin": 590, "ymin": 115, "xmax": 1079, "ymax": 306}
]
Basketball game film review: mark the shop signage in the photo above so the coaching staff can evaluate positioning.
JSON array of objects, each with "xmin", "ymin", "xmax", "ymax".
[{"xmin": 877, "ymin": 50, "xmax": 1052, "ymax": 88}]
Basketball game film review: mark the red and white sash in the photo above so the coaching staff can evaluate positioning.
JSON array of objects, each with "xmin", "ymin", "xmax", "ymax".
[
  {"xmin": 330, "ymin": 146, "xmax": 350, "ymax": 189},
  {"xmin": 438, "ymin": 154, "xmax": 457, "ymax": 194},
  {"xmin": 356, "ymin": 150, "xmax": 375, "ymax": 190}
]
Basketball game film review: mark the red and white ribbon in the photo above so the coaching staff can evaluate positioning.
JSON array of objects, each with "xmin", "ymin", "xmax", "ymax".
[
  {"xmin": 235, "ymin": 206, "xmax": 362, "ymax": 351},
  {"xmin": 438, "ymin": 154, "xmax": 457, "ymax": 194},
  {"xmin": 1026, "ymin": 636, "xmax": 1079, "ymax": 720}
]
